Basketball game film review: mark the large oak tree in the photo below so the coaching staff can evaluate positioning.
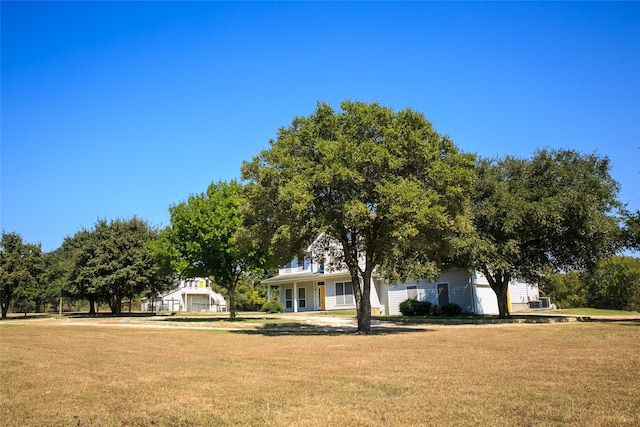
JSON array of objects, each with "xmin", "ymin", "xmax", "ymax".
[
  {"xmin": 242, "ymin": 101, "xmax": 475, "ymax": 334},
  {"xmin": 466, "ymin": 149, "xmax": 624, "ymax": 318},
  {"xmin": 64, "ymin": 217, "xmax": 168, "ymax": 314}
]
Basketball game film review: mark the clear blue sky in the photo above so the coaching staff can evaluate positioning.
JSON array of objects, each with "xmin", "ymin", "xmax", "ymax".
[{"xmin": 2, "ymin": 2, "xmax": 639, "ymax": 252}]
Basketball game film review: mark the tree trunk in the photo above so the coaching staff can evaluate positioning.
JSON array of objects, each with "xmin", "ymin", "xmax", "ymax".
[
  {"xmin": 109, "ymin": 296, "xmax": 122, "ymax": 315},
  {"xmin": 1, "ymin": 302, "xmax": 8, "ymax": 320},
  {"xmin": 351, "ymin": 270, "xmax": 372, "ymax": 335},
  {"xmin": 483, "ymin": 267, "xmax": 511, "ymax": 318},
  {"xmin": 228, "ymin": 282, "xmax": 236, "ymax": 320},
  {"xmin": 88, "ymin": 296, "xmax": 96, "ymax": 315}
]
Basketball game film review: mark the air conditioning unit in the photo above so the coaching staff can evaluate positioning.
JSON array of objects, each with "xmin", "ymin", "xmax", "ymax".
[{"xmin": 540, "ymin": 297, "xmax": 551, "ymax": 308}]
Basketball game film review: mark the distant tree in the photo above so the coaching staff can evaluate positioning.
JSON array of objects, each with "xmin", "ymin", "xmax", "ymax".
[
  {"xmin": 626, "ymin": 211, "xmax": 640, "ymax": 250},
  {"xmin": 41, "ymin": 247, "xmax": 70, "ymax": 312},
  {"xmin": 63, "ymin": 228, "xmax": 103, "ymax": 314},
  {"xmin": 540, "ymin": 271, "xmax": 588, "ymax": 309},
  {"xmin": 464, "ymin": 149, "xmax": 624, "ymax": 318},
  {"xmin": 585, "ymin": 256, "xmax": 640, "ymax": 311},
  {"xmin": 228, "ymin": 276, "xmax": 268, "ymax": 311},
  {"xmin": 0, "ymin": 232, "xmax": 43, "ymax": 319},
  {"xmin": 65, "ymin": 217, "xmax": 169, "ymax": 315},
  {"xmin": 151, "ymin": 180, "xmax": 267, "ymax": 319},
  {"xmin": 12, "ymin": 244, "xmax": 46, "ymax": 315},
  {"xmin": 242, "ymin": 101, "xmax": 475, "ymax": 333}
]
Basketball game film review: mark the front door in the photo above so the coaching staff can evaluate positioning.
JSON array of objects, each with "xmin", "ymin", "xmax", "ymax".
[
  {"xmin": 437, "ymin": 284, "xmax": 449, "ymax": 306},
  {"xmin": 318, "ymin": 282, "xmax": 325, "ymax": 310}
]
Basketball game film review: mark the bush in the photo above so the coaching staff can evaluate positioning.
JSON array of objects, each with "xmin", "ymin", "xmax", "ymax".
[
  {"xmin": 399, "ymin": 299, "xmax": 416, "ymax": 316},
  {"xmin": 261, "ymin": 300, "xmax": 284, "ymax": 313},
  {"xmin": 399, "ymin": 299, "xmax": 432, "ymax": 317},
  {"xmin": 414, "ymin": 301, "xmax": 432, "ymax": 316},
  {"xmin": 440, "ymin": 303, "xmax": 462, "ymax": 316}
]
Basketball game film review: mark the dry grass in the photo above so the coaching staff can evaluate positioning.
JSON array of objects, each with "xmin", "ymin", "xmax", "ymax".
[{"xmin": 1, "ymin": 319, "xmax": 639, "ymax": 426}]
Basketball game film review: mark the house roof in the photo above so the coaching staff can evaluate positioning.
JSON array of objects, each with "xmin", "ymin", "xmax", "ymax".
[{"xmin": 261, "ymin": 270, "xmax": 350, "ymax": 284}]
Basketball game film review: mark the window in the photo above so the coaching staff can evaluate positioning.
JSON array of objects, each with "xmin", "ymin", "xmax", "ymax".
[
  {"xmin": 335, "ymin": 282, "xmax": 354, "ymax": 305},
  {"xmin": 285, "ymin": 288, "xmax": 293, "ymax": 309},
  {"xmin": 407, "ymin": 285, "xmax": 418, "ymax": 300},
  {"xmin": 298, "ymin": 287, "xmax": 306, "ymax": 308}
]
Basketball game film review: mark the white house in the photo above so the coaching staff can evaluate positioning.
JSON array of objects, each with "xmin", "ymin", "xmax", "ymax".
[
  {"xmin": 141, "ymin": 278, "xmax": 227, "ymax": 313},
  {"xmin": 262, "ymin": 236, "xmax": 539, "ymax": 316}
]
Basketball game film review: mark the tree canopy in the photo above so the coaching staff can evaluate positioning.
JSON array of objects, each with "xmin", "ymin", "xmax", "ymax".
[
  {"xmin": 0, "ymin": 231, "xmax": 44, "ymax": 319},
  {"xmin": 465, "ymin": 149, "xmax": 624, "ymax": 317},
  {"xmin": 150, "ymin": 180, "xmax": 266, "ymax": 319},
  {"xmin": 242, "ymin": 101, "xmax": 476, "ymax": 333},
  {"xmin": 64, "ymin": 217, "xmax": 168, "ymax": 314}
]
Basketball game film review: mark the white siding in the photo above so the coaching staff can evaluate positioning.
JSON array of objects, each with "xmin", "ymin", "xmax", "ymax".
[
  {"xmin": 386, "ymin": 270, "xmax": 474, "ymax": 315},
  {"xmin": 441, "ymin": 270, "xmax": 474, "ymax": 313},
  {"xmin": 471, "ymin": 273, "xmax": 539, "ymax": 314},
  {"xmin": 474, "ymin": 285, "xmax": 499, "ymax": 314},
  {"xmin": 509, "ymin": 280, "xmax": 539, "ymax": 305}
]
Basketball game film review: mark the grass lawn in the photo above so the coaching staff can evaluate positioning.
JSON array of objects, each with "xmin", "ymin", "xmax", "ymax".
[
  {"xmin": 552, "ymin": 307, "xmax": 640, "ymax": 317},
  {"xmin": 1, "ymin": 318, "xmax": 639, "ymax": 426}
]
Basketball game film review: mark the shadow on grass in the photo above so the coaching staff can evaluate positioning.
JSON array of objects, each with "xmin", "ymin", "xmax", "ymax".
[
  {"xmin": 225, "ymin": 323, "xmax": 434, "ymax": 336},
  {"xmin": 157, "ymin": 316, "xmax": 273, "ymax": 323},
  {"xmin": 65, "ymin": 312, "xmax": 157, "ymax": 319}
]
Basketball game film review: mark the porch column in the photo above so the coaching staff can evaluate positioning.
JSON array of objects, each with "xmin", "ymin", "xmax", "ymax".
[
  {"xmin": 293, "ymin": 282, "xmax": 298, "ymax": 313},
  {"xmin": 267, "ymin": 285, "xmax": 271, "ymax": 301}
]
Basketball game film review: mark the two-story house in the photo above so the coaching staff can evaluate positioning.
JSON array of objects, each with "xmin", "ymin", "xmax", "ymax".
[{"xmin": 262, "ymin": 236, "xmax": 539, "ymax": 316}]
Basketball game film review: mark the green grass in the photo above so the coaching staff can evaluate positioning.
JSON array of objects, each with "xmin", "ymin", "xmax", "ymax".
[{"xmin": 554, "ymin": 307, "xmax": 639, "ymax": 316}]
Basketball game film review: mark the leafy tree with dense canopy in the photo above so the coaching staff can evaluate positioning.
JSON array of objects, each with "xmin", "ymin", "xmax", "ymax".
[
  {"xmin": 584, "ymin": 256, "xmax": 640, "ymax": 311},
  {"xmin": 626, "ymin": 211, "xmax": 640, "ymax": 250},
  {"xmin": 242, "ymin": 101, "xmax": 476, "ymax": 334},
  {"xmin": 151, "ymin": 180, "xmax": 266, "ymax": 319},
  {"xmin": 0, "ymin": 231, "xmax": 44, "ymax": 319},
  {"xmin": 540, "ymin": 271, "xmax": 588, "ymax": 309},
  {"xmin": 465, "ymin": 149, "xmax": 624, "ymax": 318},
  {"xmin": 64, "ymin": 217, "xmax": 169, "ymax": 314}
]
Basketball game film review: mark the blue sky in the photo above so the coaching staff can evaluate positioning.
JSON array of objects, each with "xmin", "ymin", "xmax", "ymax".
[{"xmin": 2, "ymin": 2, "xmax": 639, "ymax": 252}]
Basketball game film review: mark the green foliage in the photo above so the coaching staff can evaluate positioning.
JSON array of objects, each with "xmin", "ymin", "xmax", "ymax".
[
  {"xmin": 242, "ymin": 101, "xmax": 475, "ymax": 333},
  {"xmin": 585, "ymin": 256, "xmax": 640, "ymax": 311},
  {"xmin": 398, "ymin": 299, "xmax": 432, "ymax": 317},
  {"xmin": 414, "ymin": 300, "xmax": 432, "ymax": 316},
  {"xmin": 0, "ymin": 231, "xmax": 44, "ymax": 319},
  {"xmin": 399, "ymin": 299, "xmax": 416, "ymax": 316},
  {"xmin": 540, "ymin": 271, "xmax": 588, "ymax": 309},
  {"xmin": 542, "ymin": 256, "xmax": 640, "ymax": 311},
  {"xmin": 626, "ymin": 210, "xmax": 640, "ymax": 250},
  {"xmin": 63, "ymin": 217, "xmax": 169, "ymax": 315},
  {"xmin": 439, "ymin": 303, "xmax": 462, "ymax": 316},
  {"xmin": 262, "ymin": 300, "xmax": 285, "ymax": 313},
  {"xmin": 464, "ymin": 149, "xmax": 625, "ymax": 318},
  {"xmin": 217, "ymin": 276, "xmax": 268, "ymax": 312},
  {"xmin": 151, "ymin": 180, "xmax": 267, "ymax": 319}
]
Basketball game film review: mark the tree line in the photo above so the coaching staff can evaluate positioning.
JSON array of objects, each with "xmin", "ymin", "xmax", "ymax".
[{"xmin": 2, "ymin": 101, "xmax": 639, "ymax": 331}]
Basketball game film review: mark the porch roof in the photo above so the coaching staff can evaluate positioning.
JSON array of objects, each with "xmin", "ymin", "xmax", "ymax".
[{"xmin": 261, "ymin": 271, "xmax": 350, "ymax": 284}]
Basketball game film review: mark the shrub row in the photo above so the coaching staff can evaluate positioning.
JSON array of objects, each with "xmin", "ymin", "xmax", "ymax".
[{"xmin": 399, "ymin": 299, "xmax": 462, "ymax": 317}]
